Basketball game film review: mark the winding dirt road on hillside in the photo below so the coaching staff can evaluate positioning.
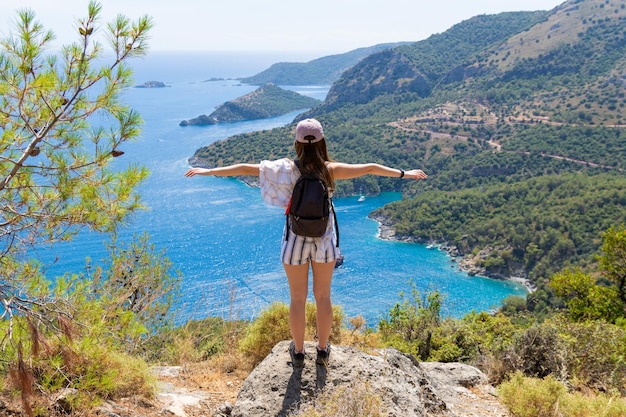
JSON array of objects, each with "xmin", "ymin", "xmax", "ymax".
[{"xmin": 389, "ymin": 120, "xmax": 624, "ymax": 173}]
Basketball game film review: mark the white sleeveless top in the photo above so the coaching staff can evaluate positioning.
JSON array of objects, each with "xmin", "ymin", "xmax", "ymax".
[{"xmin": 259, "ymin": 158, "xmax": 299, "ymax": 209}]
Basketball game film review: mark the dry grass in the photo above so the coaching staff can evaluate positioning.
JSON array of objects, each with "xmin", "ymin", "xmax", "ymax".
[
  {"xmin": 289, "ymin": 379, "xmax": 384, "ymax": 417},
  {"xmin": 494, "ymin": 0, "xmax": 626, "ymax": 72},
  {"xmin": 174, "ymin": 357, "xmax": 249, "ymax": 403}
]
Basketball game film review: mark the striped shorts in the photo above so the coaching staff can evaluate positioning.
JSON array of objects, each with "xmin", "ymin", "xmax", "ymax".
[{"xmin": 281, "ymin": 222, "xmax": 341, "ymax": 266}]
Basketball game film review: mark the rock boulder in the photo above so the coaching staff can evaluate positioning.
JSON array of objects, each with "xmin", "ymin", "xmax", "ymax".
[{"xmin": 224, "ymin": 341, "xmax": 505, "ymax": 417}]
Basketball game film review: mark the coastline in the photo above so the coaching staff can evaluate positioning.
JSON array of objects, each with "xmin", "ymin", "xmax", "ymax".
[{"xmin": 371, "ymin": 214, "xmax": 536, "ymax": 294}]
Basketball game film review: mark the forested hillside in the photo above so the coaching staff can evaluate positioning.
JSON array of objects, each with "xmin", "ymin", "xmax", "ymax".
[{"xmin": 190, "ymin": 0, "xmax": 626, "ymax": 289}]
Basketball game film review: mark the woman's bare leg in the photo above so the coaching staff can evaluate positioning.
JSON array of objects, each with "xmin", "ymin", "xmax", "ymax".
[
  {"xmin": 284, "ymin": 263, "xmax": 309, "ymax": 352},
  {"xmin": 311, "ymin": 261, "xmax": 335, "ymax": 349}
]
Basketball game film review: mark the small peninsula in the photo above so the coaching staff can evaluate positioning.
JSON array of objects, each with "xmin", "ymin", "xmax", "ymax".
[{"xmin": 179, "ymin": 83, "xmax": 320, "ymax": 126}]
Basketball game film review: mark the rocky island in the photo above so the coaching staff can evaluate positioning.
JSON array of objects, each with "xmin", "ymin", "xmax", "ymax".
[
  {"xmin": 179, "ymin": 83, "xmax": 320, "ymax": 126},
  {"xmin": 135, "ymin": 81, "xmax": 169, "ymax": 88}
]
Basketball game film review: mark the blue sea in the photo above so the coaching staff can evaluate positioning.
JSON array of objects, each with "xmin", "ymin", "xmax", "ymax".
[{"xmin": 38, "ymin": 51, "xmax": 527, "ymax": 326}]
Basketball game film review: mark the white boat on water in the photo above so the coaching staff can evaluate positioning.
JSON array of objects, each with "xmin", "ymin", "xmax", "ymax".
[{"xmin": 357, "ymin": 187, "xmax": 365, "ymax": 202}]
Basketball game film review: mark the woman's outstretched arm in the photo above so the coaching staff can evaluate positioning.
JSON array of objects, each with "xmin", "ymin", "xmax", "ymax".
[
  {"xmin": 185, "ymin": 163, "xmax": 260, "ymax": 177},
  {"xmin": 327, "ymin": 162, "xmax": 427, "ymax": 180}
]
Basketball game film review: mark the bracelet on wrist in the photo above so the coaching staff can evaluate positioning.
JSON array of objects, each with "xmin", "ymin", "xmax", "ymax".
[{"xmin": 399, "ymin": 169, "xmax": 405, "ymax": 178}]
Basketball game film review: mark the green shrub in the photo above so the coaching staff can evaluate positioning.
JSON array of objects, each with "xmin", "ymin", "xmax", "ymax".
[
  {"xmin": 378, "ymin": 287, "xmax": 442, "ymax": 360},
  {"xmin": 427, "ymin": 318, "xmax": 481, "ymax": 362},
  {"xmin": 498, "ymin": 372, "xmax": 566, "ymax": 417},
  {"xmin": 61, "ymin": 347, "xmax": 153, "ymax": 400},
  {"xmin": 499, "ymin": 371, "xmax": 626, "ymax": 417},
  {"xmin": 428, "ymin": 338, "xmax": 464, "ymax": 362},
  {"xmin": 550, "ymin": 268, "xmax": 623, "ymax": 322},
  {"xmin": 378, "ymin": 293, "xmax": 524, "ymax": 365},
  {"xmin": 500, "ymin": 295, "xmax": 529, "ymax": 315},
  {"xmin": 463, "ymin": 311, "xmax": 522, "ymax": 352},
  {"xmin": 556, "ymin": 318, "xmax": 626, "ymax": 394},
  {"xmin": 502, "ymin": 323, "xmax": 569, "ymax": 381},
  {"xmin": 558, "ymin": 392, "xmax": 626, "ymax": 417}
]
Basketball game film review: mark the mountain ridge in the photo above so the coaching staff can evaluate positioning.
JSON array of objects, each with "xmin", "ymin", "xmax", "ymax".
[
  {"xmin": 298, "ymin": 11, "xmax": 550, "ymax": 115},
  {"xmin": 238, "ymin": 42, "xmax": 411, "ymax": 86}
]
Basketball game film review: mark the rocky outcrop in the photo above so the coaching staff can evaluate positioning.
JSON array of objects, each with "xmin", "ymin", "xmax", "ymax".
[{"xmin": 221, "ymin": 341, "xmax": 506, "ymax": 417}]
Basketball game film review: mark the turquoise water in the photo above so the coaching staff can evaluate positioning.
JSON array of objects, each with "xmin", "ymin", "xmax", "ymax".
[{"xmin": 38, "ymin": 52, "xmax": 527, "ymax": 326}]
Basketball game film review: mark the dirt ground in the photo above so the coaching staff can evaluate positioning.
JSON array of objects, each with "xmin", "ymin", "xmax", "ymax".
[{"xmin": 0, "ymin": 362, "xmax": 245, "ymax": 417}]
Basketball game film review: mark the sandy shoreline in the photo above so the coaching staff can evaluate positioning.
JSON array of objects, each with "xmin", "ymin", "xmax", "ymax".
[{"xmin": 372, "ymin": 216, "xmax": 536, "ymax": 294}]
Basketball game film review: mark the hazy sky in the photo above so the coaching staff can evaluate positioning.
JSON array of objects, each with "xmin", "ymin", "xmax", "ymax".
[{"xmin": 1, "ymin": 0, "xmax": 565, "ymax": 58}]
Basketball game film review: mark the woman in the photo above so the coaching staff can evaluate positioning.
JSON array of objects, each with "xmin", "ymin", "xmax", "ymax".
[{"xmin": 185, "ymin": 118, "xmax": 427, "ymax": 367}]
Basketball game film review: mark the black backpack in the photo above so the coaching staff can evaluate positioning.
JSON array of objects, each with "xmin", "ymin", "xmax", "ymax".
[{"xmin": 285, "ymin": 161, "xmax": 339, "ymax": 243}]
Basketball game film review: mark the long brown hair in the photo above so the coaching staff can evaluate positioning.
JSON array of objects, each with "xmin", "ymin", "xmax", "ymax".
[{"xmin": 294, "ymin": 137, "xmax": 334, "ymax": 191}]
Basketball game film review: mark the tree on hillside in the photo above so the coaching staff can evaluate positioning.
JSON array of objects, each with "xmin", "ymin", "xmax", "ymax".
[
  {"xmin": 1, "ymin": 0, "xmax": 152, "ymax": 325},
  {"xmin": 1, "ymin": 1, "xmax": 152, "ymax": 251},
  {"xmin": 0, "ymin": 3, "xmax": 184, "ymax": 413},
  {"xmin": 599, "ymin": 225, "xmax": 626, "ymax": 305},
  {"xmin": 0, "ymin": 0, "xmax": 168, "ymax": 355},
  {"xmin": 549, "ymin": 225, "xmax": 626, "ymax": 323}
]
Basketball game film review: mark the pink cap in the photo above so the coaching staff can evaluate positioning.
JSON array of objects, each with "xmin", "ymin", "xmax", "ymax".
[{"xmin": 295, "ymin": 118, "xmax": 324, "ymax": 144}]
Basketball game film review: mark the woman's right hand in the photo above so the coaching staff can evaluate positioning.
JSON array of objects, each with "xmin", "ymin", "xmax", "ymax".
[{"xmin": 184, "ymin": 167, "xmax": 211, "ymax": 177}]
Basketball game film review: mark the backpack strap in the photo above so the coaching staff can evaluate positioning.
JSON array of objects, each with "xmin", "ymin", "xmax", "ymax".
[
  {"xmin": 284, "ymin": 160, "xmax": 300, "ymax": 242},
  {"xmin": 331, "ymin": 200, "xmax": 339, "ymax": 247},
  {"xmin": 284, "ymin": 201, "xmax": 291, "ymax": 242}
]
